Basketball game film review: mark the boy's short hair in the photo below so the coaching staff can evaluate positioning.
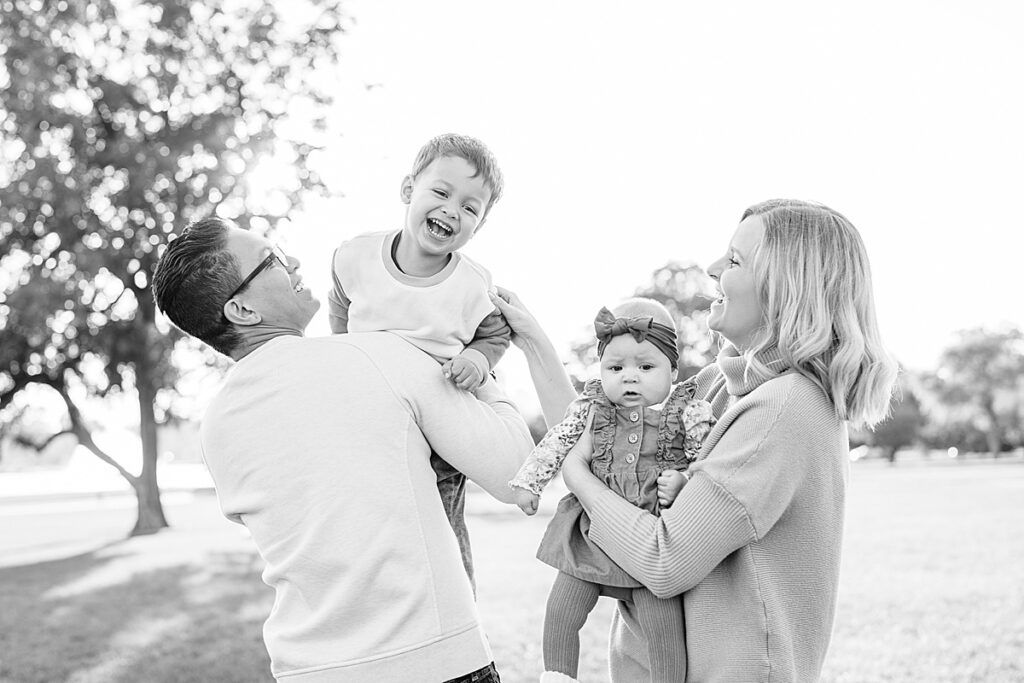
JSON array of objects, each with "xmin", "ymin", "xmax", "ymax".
[{"xmin": 410, "ymin": 133, "xmax": 504, "ymax": 219}]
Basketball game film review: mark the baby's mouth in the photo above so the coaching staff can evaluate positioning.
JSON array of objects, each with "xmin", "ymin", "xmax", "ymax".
[{"xmin": 426, "ymin": 217, "xmax": 454, "ymax": 239}]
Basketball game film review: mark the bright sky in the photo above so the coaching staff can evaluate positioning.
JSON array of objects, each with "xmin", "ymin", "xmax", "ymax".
[{"xmin": 274, "ymin": 0, "xmax": 1023, "ymax": 393}]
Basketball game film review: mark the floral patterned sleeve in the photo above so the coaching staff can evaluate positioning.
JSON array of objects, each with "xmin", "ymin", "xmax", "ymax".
[{"xmin": 508, "ymin": 381, "xmax": 600, "ymax": 495}]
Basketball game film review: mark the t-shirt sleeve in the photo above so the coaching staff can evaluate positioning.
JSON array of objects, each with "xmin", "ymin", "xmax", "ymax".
[
  {"xmin": 327, "ymin": 247, "xmax": 351, "ymax": 334},
  {"xmin": 462, "ymin": 309, "xmax": 511, "ymax": 371}
]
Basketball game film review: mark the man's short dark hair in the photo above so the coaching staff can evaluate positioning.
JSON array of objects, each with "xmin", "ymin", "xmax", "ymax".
[{"xmin": 152, "ymin": 216, "xmax": 244, "ymax": 356}]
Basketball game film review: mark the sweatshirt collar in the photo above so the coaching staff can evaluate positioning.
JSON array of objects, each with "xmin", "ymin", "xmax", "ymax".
[{"xmin": 717, "ymin": 344, "xmax": 788, "ymax": 397}]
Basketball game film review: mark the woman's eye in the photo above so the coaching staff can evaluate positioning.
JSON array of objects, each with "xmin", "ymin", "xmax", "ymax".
[{"xmin": 728, "ymin": 258, "xmax": 740, "ymax": 267}]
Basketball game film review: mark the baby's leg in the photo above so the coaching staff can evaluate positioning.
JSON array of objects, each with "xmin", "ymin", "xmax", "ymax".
[
  {"xmin": 632, "ymin": 587, "xmax": 686, "ymax": 683},
  {"xmin": 430, "ymin": 451, "xmax": 473, "ymax": 593},
  {"xmin": 543, "ymin": 572, "xmax": 601, "ymax": 677}
]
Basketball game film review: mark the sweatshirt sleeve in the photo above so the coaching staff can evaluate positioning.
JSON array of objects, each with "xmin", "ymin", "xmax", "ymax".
[
  {"xmin": 400, "ymin": 371, "xmax": 534, "ymax": 505},
  {"xmin": 327, "ymin": 248, "xmax": 351, "ymax": 334},
  {"xmin": 587, "ymin": 378, "xmax": 823, "ymax": 598}
]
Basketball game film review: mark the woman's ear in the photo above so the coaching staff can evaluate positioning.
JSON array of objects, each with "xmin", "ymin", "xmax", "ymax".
[
  {"xmin": 399, "ymin": 175, "xmax": 414, "ymax": 204},
  {"xmin": 223, "ymin": 298, "xmax": 263, "ymax": 327}
]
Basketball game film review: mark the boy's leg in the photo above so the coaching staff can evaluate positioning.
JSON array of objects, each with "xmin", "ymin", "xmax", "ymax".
[
  {"xmin": 430, "ymin": 451, "xmax": 474, "ymax": 591},
  {"xmin": 543, "ymin": 572, "xmax": 601, "ymax": 678},
  {"xmin": 631, "ymin": 587, "xmax": 686, "ymax": 683}
]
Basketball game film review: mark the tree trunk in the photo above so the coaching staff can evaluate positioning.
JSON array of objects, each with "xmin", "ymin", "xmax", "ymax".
[
  {"xmin": 130, "ymin": 313, "xmax": 168, "ymax": 536},
  {"xmin": 983, "ymin": 400, "xmax": 1001, "ymax": 458}
]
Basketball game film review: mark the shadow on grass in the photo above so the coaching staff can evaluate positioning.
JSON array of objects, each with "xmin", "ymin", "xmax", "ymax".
[{"xmin": 0, "ymin": 542, "xmax": 273, "ymax": 683}]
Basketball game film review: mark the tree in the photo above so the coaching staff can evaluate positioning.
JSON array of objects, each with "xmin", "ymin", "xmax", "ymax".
[
  {"xmin": 566, "ymin": 261, "xmax": 718, "ymax": 386},
  {"xmin": 0, "ymin": 0, "xmax": 347, "ymax": 535},
  {"xmin": 920, "ymin": 327, "xmax": 1024, "ymax": 457},
  {"xmin": 853, "ymin": 369, "xmax": 924, "ymax": 463}
]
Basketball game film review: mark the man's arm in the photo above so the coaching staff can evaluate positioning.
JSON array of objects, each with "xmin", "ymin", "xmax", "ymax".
[
  {"xmin": 327, "ymin": 250, "xmax": 350, "ymax": 334},
  {"xmin": 407, "ymin": 374, "xmax": 533, "ymax": 504}
]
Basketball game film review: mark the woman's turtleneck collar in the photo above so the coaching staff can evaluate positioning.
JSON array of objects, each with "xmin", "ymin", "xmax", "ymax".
[{"xmin": 717, "ymin": 343, "xmax": 788, "ymax": 397}]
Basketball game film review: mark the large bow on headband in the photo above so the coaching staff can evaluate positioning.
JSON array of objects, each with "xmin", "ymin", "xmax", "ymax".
[{"xmin": 594, "ymin": 307, "xmax": 679, "ymax": 369}]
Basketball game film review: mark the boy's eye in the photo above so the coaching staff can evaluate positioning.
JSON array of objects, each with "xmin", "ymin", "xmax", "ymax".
[
  {"xmin": 464, "ymin": 205, "xmax": 478, "ymax": 216},
  {"xmin": 432, "ymin": 189, "xmax": 448, "ymax": 198}
]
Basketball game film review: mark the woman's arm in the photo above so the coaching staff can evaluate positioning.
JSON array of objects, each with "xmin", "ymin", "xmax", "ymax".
[{"xmin": 490, "ymin": 288, "xmax": 578, "ymax": 426}]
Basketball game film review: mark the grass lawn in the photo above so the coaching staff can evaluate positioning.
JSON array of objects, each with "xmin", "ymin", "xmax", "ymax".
[{"xmin": 2, "ymin": 460, "xmax": 1022, "ymax": 682}]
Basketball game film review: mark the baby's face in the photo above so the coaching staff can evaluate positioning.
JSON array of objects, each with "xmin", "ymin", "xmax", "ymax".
[
  {"xmin": 400, "ymin": 156, "xmax": 492, "ymax": 258},
  {"xmin": 599, "ymin": 335, "xmax": 674, "ymax": 408}
]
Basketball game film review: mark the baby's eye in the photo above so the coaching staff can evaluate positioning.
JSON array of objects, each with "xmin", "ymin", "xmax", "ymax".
[
  {"xmin": 608, "ymin": 365, "xmax": 623, "ymax": 372},
  {"xmin": 640, "ymin": 364, "xmax": 655, "ymax": 371}
]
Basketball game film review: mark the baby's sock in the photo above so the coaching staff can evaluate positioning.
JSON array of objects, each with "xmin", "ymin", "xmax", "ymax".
[
  {"xmin": 543, "ymin": 573, "xmax": 600, "ymax": 677},
  {"xmin": 633, "ymin": 587, "xmax": 686, "ymax": 683}
]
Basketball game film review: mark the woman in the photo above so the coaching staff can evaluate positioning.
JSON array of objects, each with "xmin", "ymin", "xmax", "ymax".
[{"xmin": 493, "ymin": 199, "xmax": 898, "ymax": 682}]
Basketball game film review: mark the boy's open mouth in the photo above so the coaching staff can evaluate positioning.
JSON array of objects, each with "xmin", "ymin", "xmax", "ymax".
[{"xmin": 426, "ymin": 217, "xmax": 454, "ymax": 239}]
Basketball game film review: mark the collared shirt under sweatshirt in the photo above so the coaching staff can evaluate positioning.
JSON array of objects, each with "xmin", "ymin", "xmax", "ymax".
[
  {"xmin": 199, "ymin": 332, "xmax": 533, "ymax": 682},
  {"xmin": 587, "ymin": 345, "xmax": 849, "ymax": 683}
]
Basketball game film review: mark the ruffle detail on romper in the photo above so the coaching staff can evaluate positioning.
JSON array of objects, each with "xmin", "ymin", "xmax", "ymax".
[{"xmin": 656, "ymin": 377, "xmax": 716, "ymax": 469}]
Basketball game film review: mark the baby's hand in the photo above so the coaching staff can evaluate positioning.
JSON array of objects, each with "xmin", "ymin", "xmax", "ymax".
[
  {"xmin": 513, "ymin": 486, "xmax": 540, "ymax": 516},
  {"xmin": 657, "ymin": 469, "xmax": 688, "ymax": 509},
  {"xmin": 442, "ymin": 355, "xmax": 484, "ymax": 391}
]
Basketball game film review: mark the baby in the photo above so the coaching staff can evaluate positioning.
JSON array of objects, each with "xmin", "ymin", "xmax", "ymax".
[
  {"xmin": 328, "ymin": 133, "xmax": 510, "ymax": 586},
  {"xmin": 509, "ymin": 298, "xmax": 715, "ymax": 683}
]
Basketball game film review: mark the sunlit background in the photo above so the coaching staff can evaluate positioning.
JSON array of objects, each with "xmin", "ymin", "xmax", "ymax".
[{"xmin": 2, "ymin": 2, "xmax": 1024, "ymax": 681}]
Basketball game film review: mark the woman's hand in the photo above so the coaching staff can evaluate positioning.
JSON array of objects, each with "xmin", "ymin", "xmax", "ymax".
[{"xmin": 489, "ymin": 286, "xmax": 545, "ymax": 351}]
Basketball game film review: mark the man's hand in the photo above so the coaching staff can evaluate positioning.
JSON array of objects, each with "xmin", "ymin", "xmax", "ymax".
[
  {"xmin": 442, "ymin": 355, "xmax": 485, "ymax": 391},
  {"xmin": 512, "ymin": 486, "xmax": 540, "ymax": 515},
  {"xmin": 657, "ymin": 469, "xmax": 688, "ymax": 509}
]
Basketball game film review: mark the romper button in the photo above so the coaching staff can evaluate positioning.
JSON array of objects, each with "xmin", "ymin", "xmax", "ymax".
[
  {"xmin": 626, "ymin": 454, "xmax": 636, "ymax": 464},
  {"xmin": 629, "ymin": 411, "xmax": 640, "ymax": 422},
  {"xmin": 628, "ymin": 433, "xmax": 639, "ymax": 444}
]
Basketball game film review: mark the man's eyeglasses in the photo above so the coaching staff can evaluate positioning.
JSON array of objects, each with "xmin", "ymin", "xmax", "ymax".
[{"xmin": 225, "ymin": 245, "xmax": 292, "ymax": 305}]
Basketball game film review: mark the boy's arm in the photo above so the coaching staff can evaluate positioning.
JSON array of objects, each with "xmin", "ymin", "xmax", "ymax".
[
  {"xmin": 327, "ymin": 254, "xmax": 350, "ymax": 334},
  {"xmin": 459, "ymin": 308, "xmax": 511, "ymax": 377}
]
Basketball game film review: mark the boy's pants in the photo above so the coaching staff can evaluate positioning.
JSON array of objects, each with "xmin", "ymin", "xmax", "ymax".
[{"xmin": 431, "ymin": 451, "xmax": 474, "ymax": 592}]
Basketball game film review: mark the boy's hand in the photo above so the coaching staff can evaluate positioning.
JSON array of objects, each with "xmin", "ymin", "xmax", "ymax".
[
  {"xmin": 442, "ymin": 355, "xmax": 484, "ymax": 391},
  {"xmin": 512, "ymin": 486, "xmax": 540, "ymax": 515},
  {"xmin": 657, "ymin": 469, "xmax": 688, "ymax": 509}
]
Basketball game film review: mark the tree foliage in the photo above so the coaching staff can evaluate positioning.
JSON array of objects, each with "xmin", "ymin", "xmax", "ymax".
[
  {"xmin": 0, "ymin": 0, "xmax": 347, "ymax": 534},
  {"xmin": 566, "ymin": 261, "xmax": 718, "ymax": 387},
  {"xmin": 917, "ymin": 328, "xmax": 1024, "ymax": 456}
]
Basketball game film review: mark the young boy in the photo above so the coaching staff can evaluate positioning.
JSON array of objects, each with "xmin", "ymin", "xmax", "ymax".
[{"xmin": 327, "ymin": 133, "xmax": 510, "ymax": 587}]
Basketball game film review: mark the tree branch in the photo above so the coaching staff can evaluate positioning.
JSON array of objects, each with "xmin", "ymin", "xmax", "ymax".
[{"xmin": 53, "ymin": 379, "xmax": 139, "ymax": 485}]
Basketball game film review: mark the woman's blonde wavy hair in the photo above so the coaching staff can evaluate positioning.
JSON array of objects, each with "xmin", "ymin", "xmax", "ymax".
[{"xmin": 741, "ymin": 199, "xmax": 897, "ymax": 429}]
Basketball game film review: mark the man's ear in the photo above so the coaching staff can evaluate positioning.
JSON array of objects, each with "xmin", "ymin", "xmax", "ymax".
[
  {"xmin": 223, "ymin": 298, "xmax": 263, "ymax": 327},
  {"xmin": 399, "ymin": 175, "xmax": 414, "ymax": 204}
]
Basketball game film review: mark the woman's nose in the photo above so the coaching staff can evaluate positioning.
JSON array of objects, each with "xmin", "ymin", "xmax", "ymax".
[{"xmin": 706, "ymin": 256, "xmax": 724, "ymax": 281}]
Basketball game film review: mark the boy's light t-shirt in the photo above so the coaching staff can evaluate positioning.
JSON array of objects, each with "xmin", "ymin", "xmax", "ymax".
[{"xmin": 328, "ymin": 230, "xmax": 504, "ymax": 368}]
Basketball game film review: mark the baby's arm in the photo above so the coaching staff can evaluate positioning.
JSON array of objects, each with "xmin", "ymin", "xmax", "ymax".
[
  {"xmin": 444, "ymin": 308, "xmax": 512, "ymax": 390},
  {"xmin": 656, "ymin": 469, "xmax": 689, "ymax": 509},
  {"xmin": 509, "ymin": 396, "xmax": 594, "ymax": 515},
  {"xmin": 327, "ymin": 252, "xmax": 351, "ymax": 334}
]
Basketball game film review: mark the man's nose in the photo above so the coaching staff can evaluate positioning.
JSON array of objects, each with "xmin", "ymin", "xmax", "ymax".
[{"xmin": 286, "ymin": 255, "xmax": 301, "ymax": 273}]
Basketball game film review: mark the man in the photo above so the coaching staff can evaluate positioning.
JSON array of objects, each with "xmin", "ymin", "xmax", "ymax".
[{"xmin": 152, "ymin": 217, "xmax": 533, "ymax": 683}]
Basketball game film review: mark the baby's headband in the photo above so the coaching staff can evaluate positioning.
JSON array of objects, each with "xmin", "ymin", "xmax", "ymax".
[{"xmin": 594, "ymin": 307, "xmax": 679, "ymax": 370}]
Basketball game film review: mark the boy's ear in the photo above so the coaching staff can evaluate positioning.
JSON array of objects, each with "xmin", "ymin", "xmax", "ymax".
[
  {"xmin": 399, "ymin": 175, "xmax": 414, "ymax": 205},
  {"xmin": 223, "ymin": 298, "xmax": 263, "ymax": 327}
]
